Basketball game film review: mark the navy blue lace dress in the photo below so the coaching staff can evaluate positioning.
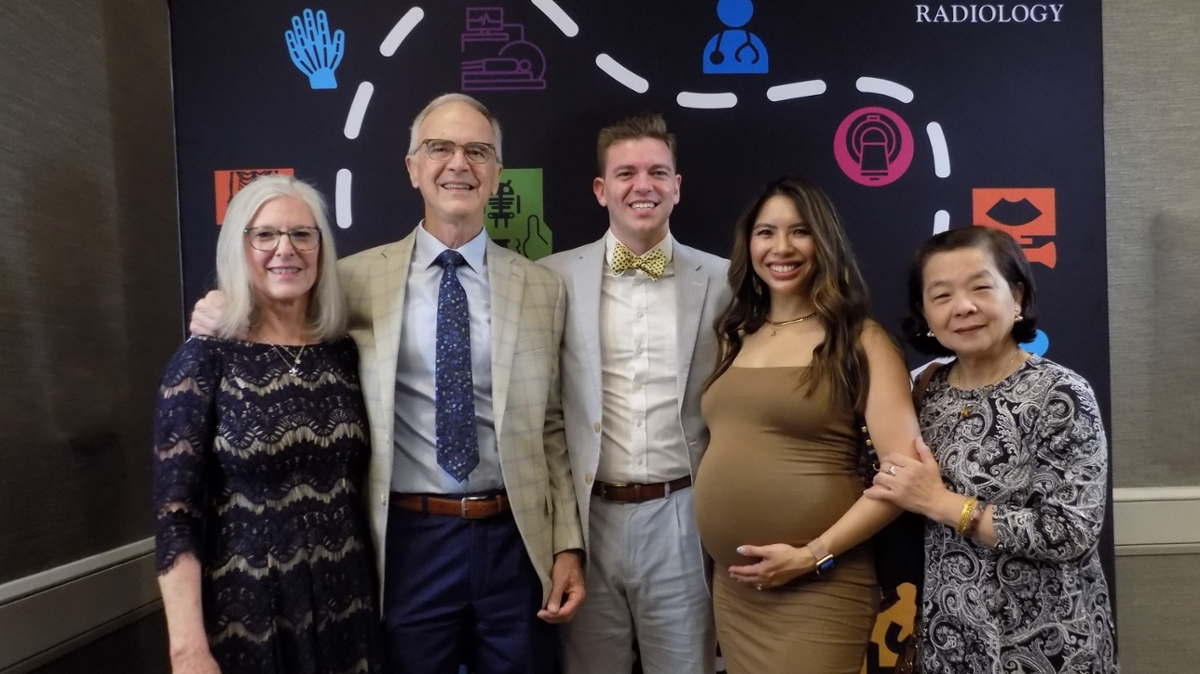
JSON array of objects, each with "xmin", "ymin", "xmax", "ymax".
[{"xmin": 153, "ymin": 336, "xmax": 382, "ymax": 674}]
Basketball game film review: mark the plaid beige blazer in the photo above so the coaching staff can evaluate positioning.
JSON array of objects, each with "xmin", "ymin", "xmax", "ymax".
[{"xmin": 338, "ymin": 228, "xmax": 583, "ymax": 601}]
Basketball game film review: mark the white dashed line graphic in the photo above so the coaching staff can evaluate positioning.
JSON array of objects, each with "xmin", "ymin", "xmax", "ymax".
[
  {"xmin": 934, "ymin": 209, "xmax": 950, "ymax": 234},
  {"xmin": 766, "ymin": 80, "xmax": 827, "ymax": 101},
  {"xmin": 380, "ymin": 8, "xmax": 424, "ymax": 57},
  {"xmin": 336, "ymin": 169, "xmax": 353, "ymax": 228},
  {"xmin": 338, "ymin": 6, "xmax": 959, "ymax": 233},
  {"xmin": 927, "ymin": 122, "xmax": 951, "ymax": 178},
  {"xmin": 596, "ymin": 54, "xmax": 650, "ymax": 93},
  {"xmin": 344, "ymin": 82, "xmax": 374, "ymax": 140},
  {"xmin": 676, "ymin": 91, "xmax": 738, "ymax": 109},
  {"xmin": 532, "ymin": 0, "xmax": 579, "ymax": 37},
  {"xmin": 855, "ymin": 76, "xmax": 914, "ymax": 103}
]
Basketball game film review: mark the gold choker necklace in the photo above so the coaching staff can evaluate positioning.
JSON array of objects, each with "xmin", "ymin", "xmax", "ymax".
[{"xmin": 765, "ymin": 311, "xmax": 818, "ymax": 336}]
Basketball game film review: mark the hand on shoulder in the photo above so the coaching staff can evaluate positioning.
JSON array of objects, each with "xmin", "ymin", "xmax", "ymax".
[{"xmin": 189, "ymin": 290, "xmax": 230, "ymax": 338}]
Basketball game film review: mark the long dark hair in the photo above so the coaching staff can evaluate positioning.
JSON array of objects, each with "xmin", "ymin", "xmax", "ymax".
[{"xmin": 706, "ymin": 176, "xmax": 875, "ymax": 414}]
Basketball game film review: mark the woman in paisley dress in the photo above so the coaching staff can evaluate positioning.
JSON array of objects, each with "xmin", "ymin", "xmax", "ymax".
[
  {"xmin": 154, "ymin": 176, "xmax": 383, "ymax": 674},
  {"xmin": 866, "ymin": 226, "xmax": 1117, "ymax": 674}
]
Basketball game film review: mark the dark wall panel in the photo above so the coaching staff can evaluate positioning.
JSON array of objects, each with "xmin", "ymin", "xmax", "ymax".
[
  {"xmin": 28, "ymin": 612, "xmax": 169, "ymax": 674},
  {"xmin": 0, "ymin": 0, "xmax": 180, "ymax": 582}
]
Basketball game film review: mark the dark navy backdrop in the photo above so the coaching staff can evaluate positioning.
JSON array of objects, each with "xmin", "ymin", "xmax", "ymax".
[{"xmin": 169, "ymin": 2, "xmax": 1112, "ymax": 670}]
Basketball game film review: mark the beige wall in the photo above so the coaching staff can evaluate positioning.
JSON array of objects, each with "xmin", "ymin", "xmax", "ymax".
[
  {"xmin": 1104, "ymin": 0, "xmax": 1200, "ymax": 671},
  {"xmin": 1105, "ymin": 1, "xmax": 1200, "ymax": 488}
]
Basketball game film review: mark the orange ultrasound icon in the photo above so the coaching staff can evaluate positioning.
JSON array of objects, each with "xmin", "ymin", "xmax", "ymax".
[
  {"xmin": 972, "ymin": 188, "xmax": 1056, "ymax": 268},
  {"xmin": 214, "ymin": 168, "xmax": 295, "ymax": 224}
]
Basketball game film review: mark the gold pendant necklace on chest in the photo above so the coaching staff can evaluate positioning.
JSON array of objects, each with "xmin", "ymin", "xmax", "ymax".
[
  {"xmin": 764, "ymin": 311, "xmax": 818, "ymax": 336},
  {"xmin": 953, "ymin": 349, "xmax": 1020, "ymax": 418},
  {"xmin": 269, "ymin": 343, "xmax": 307, "ymax": 376}
]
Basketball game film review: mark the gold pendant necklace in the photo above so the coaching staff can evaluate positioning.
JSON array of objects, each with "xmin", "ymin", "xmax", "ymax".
[
  {"xmin": 765, "ymin": 311, "xmax": 818, "ymax": 336},
  {"xmin": 953, "ymin": 349, "xmax": 1021, "ymax": 418},
  {"xmin": 269, "ymin": 343, "xmax": 307, "ymax": 376}
]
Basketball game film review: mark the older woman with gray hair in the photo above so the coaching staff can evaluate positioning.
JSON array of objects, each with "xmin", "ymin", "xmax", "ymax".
[{"xmin": 153, "ymin": 175, "xmax": 382, "ymax": 674}]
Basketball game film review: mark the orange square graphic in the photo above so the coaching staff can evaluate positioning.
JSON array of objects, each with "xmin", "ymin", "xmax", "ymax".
[
  {"xmin": 214, "ymin": 168, "xmax": 294, "ymax": 224},
  {"xmin": 972, "ymin": 188, "xmax": 1056, "ymax": 268}
]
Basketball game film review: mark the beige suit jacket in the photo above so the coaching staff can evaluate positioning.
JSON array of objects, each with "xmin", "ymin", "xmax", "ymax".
[
  {"xmin": 539, "ymin": 236, "xmax": 731, "ymax": 550},
  {"xmin": 338, "ymin": 228, "xmax": 583, "ymax": 601}
]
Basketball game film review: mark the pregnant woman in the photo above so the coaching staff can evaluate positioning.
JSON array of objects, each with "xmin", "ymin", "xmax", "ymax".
[{"xmin": 694, "ymin": 176, "xmax": 921, "ymax": 674}]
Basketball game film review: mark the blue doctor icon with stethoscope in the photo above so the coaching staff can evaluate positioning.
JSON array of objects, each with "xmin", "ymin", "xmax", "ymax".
[{"xmin": 703, "ymin": 0, "xmax": 769, "ymax": 74}]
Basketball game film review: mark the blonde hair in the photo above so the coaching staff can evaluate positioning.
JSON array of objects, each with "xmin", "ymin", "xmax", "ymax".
[
  {"xmin": 214, "ymin": 175, "xmax": 346, "ymax": 341},
  {"xmin": 407, "ymin": 93, "xmax": 504, "ymax": 162}
]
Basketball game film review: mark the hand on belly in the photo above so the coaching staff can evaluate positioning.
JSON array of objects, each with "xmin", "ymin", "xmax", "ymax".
[{"xmin": 726, "ymin": 543, "xmax": 816, "ymax": 590}]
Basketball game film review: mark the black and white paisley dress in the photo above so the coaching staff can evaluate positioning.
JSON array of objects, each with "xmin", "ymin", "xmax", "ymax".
[{"xmin": 918, "ymin": 356, "xmax": 1118, "ymax": 674}]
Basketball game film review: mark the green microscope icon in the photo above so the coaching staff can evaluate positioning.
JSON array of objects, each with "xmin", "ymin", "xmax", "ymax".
[{"xmin": 485, "ymin": 168, "xmax": 553, "ymax": 261}]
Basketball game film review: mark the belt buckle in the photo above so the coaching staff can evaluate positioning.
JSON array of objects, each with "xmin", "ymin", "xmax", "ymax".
[
  {"xmin": 603, "ymin": 482, "xmax": 629, "ymax": 501},
  {"xmin": 461, "ymin": 495, "xmax": 492, "ymax": 519}
]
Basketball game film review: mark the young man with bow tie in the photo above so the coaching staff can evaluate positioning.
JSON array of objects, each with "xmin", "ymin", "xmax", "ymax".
[{"xmin": 540, "ymin": 113, "xmax": 730, "ymax": 674}]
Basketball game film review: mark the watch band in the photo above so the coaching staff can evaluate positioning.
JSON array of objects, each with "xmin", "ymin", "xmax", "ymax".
[{"xmin": 806, "ymin": 538, "xmax": 835, "ymax": 575}]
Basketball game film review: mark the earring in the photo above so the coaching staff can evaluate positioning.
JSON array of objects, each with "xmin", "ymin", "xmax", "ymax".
[
  {"xmin": 1014, "ymin": 306, "xmax": 1023, "ymax": 322},
  {"xmin": 926, "ymin": 329, "xmax": 935, "ymax": 338}
]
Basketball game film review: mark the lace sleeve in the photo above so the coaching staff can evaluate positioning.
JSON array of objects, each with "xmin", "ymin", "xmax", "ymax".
[
  {"xmin": 991, "ymin": 371, "xmax": 1108, "ymax": 563},
  {"xmin": 152, "ymin": 337, "xmax": 219, "ymax": 574}
]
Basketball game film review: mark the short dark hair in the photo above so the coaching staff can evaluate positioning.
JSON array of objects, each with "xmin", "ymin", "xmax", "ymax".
[
  {"xmin": 903, "ymin": 226, "xmax": 1040, "ymax": 355},
  {"xmin": 595, "ymin": 112, "xmax": 677, "ymax": 175}
]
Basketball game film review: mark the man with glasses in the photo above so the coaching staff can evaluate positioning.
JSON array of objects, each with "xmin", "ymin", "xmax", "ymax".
[
  {"xmin": 344, "ymin": 93, "xmax": 584, "ymax": 673},
  {"xmin": 192, "ymin": 93, "xmax": 584, "ymax": 674}
]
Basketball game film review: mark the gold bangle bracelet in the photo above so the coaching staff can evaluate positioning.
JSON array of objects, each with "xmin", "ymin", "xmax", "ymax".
[{"xmin": 957, "ymin": 497, "xmax": 979, "ymax": 537}]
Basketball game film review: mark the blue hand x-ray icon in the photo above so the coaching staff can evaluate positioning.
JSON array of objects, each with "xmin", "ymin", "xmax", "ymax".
[
  {"xmin": 285, "ymin": 9, "xmax": 345, "ymax": 90},
  {"xmin": 703, "ymin": 0, "xmax": 768, "ymax": 74}
]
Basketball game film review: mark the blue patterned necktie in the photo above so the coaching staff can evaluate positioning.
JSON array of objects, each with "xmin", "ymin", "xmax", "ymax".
[{"xmin": 433, "ymin": 250, "xmax": 479, "ymax": 482}]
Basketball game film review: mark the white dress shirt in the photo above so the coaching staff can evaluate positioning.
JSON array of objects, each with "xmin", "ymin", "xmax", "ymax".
[
  {"xmin": 391, "ymin": 224, "xmax": 503, "ymax": 493},
  {"xmin": 595, "ymin": 230, "xmax": 692, "ymax": 484}
]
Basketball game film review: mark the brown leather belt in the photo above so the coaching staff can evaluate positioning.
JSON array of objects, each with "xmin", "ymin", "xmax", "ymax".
[
  {"xmin": 591, "ymin": 476, "xmax": 692, "ymax": 503},
  {"xmin": 390, "ymin": 493, "xmax": 510, "ymax": 519}
]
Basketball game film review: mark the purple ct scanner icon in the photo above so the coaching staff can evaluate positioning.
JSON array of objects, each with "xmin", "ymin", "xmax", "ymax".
[
  {"xmin": 833, "ymin": 107, "xmax": 915, "ymax": 187},
  {"xmin": 460, "ymin": 7, "xmax": 547, "ymax": 91}
]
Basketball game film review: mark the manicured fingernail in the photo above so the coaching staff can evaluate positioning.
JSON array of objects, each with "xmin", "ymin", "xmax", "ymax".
[{"xmin": 736, "ymin": 546, "xmax": 746, "ymax": 555}]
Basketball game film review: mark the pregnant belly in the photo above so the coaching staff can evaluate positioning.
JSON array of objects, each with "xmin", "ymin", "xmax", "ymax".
[{"xmin": 693, "ymin": 441, "xmax": 863, "ymax": 570}]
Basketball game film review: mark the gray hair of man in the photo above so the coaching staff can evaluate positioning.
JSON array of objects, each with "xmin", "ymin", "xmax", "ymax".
[
  {"xmin": 406, "ymin": 93, "xmax": 504, "ymax": 163},
  {"xmin": 213, "ymin": 174, "xmax": 347, "ymax": 341}
]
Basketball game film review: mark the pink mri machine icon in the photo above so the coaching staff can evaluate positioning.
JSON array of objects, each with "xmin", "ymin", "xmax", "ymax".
[{"xmin": 833, "ymin": 106, "xmax": 915, "ymax": 187}]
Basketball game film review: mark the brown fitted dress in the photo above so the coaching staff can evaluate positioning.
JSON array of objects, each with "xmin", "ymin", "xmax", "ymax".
[{"xmin": 694, "ymin": 366, "xmax": 878, "ymax": 674}]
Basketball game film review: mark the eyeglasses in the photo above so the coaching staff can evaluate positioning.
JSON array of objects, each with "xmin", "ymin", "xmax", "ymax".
[
  {"xmin": 418, "ymin": 139, "xmax": 497, "ymax": 164},
  {"xmin": 243, "ymin": 226, "xmax": 322, "ymax": 252}
]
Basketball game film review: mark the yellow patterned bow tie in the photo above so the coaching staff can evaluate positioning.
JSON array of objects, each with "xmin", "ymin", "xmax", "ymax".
[{"xmin": 610, "ymin": 243, "xmax": 666, "ymax": 280}]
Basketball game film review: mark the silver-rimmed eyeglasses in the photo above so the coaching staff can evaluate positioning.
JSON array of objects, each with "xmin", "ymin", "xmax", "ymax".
[
  {"xmin": 244, "ymin": 226, "xmax": 322, "ymax": 252},
  {"xmin": 418, "ymin": 139, "xmax": 497, "ymax": 164}
]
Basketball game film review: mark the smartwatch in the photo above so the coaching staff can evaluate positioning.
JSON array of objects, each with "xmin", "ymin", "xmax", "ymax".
[{"xmin": 806, "ymin": 539, "xmax": 836, "ymax": 575}]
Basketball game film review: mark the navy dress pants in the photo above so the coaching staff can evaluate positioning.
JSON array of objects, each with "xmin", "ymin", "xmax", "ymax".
[{"xmin": 382, "ymin": 500, "xmax": 560, "ymax": 674}]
